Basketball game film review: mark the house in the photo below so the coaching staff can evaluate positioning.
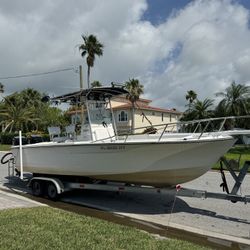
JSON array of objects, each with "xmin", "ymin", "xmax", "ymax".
[
  {"xmin": 69, "ymin": 95, "xmax": 182, "ymax": 135},
  {"xmin": 111, "ymin": 96, "xmax": 181, "ymax": 134}
]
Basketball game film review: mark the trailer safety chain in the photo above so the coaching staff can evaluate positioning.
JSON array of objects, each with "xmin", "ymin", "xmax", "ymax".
[
  {"xmin": 219, "ymin": 161, "xmax": 229, "ymax": 194},
  {"xmin": 167, "ymin": 185, "xmax": 182, "ymax": 230}
]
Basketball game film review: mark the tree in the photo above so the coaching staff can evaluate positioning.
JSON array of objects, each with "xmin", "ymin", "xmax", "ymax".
[
  {"xmin": 91, "ymin": 80, "xmax": 102, "ymax": 88},
  {"xmin": 191, "ymin": 98, "xmax": 214, "ymax": 120},
  {"xmin": 0, "ymin": 82, "xmax": 4, "ymax": 94},
  {"xmin": 79, "ymin": 34, "xmax": 104, "ymax": 88},
  {"xmin": 38, "ymin": 106, "xmax": 70, "ymax": 131},
  {"xmin": 125, "ymin": 79, "xmax": 144, "ymax": 133},
  {"xmin": 185, "ymin": 90, "xmax": 197, "ymax": 109},
  {"xmin": 21, "ymin": 88, "xmax": 42, "ymax": 108},
  {"xmin": 181, "ymin": 98, "xmax": 214, "ymax": 121},
  {"xmin": 0, "ymin": 88, "xmax": 69, "ymax": 133},
  {"xmin": 215, "ymin": 81, "xmax": 250, "ymax": 116},
  {"xmin": 18, "ymin": 88, "xmax": 45, "ymax": 130},
  {"xmin": 0, "ymin": 93, "xmax": 39, "ymax": 132}
]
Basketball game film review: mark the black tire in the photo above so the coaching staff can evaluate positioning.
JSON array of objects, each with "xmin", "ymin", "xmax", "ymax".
[
  {"xmin": 32, "ymin": 180, "xmax": 43, "ymax": 197},
  {"xmin": 46, "ymin": 182, "xmax": 58, "ymax": 200}
]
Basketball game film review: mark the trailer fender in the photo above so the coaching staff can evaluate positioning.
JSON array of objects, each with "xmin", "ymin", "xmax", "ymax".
[{"xmin": 29, "ymin": 177, "xmax": 65, "ymax": 194}]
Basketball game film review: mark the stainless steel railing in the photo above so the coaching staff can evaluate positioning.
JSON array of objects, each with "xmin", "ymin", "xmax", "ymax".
[{"xmin": 90, "ymin": 115, "xmax": 250, "ymax": 143}]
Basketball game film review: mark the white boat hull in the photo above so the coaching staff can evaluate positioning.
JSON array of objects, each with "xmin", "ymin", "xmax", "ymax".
[{"xmin": 12, "ymin": 137, "xmax": 235, "ymax": 187}]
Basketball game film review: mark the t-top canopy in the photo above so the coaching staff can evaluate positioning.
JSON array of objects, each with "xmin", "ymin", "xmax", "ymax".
[{"xmin": 50, "ymin": 86, "xmax": 129, "ymax": 104}]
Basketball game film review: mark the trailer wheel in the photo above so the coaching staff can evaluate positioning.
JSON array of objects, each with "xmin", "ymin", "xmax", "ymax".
[
  {"xmin": 32, "ymin": 180, "xmax": 43, "ymax": 197},
  {"xmin": 46, "ymin": 182, "xmax": 59, "ymax": 200}
]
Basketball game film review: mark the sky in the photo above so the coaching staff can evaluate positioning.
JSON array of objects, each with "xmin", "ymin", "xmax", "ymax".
[{"xmin": 0, "ymin": 0, "xmax": 250, "ymax": 111}]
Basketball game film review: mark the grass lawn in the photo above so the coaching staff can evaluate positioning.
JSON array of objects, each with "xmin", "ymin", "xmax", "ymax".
[
  {"xmin": 213, "ymin": 145, "xmax": 250, "ymax": 170},
  {"xmin": 0, "ymin": 144, "xmax": 11, "ymax": 151},
  {"xmin": 0, "ymin": 207, "xmax": 210, "ymax": 250}
]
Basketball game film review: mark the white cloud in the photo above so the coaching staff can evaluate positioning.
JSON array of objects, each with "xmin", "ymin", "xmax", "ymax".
[
  {"xmin": 0, "ymin": 0, "xmax": 250, "ymax": 111},
  {"xmin": 144, "ymin": 0, "xmax": 250, "ymax": 109},
  {"xmin": 0, "ymin": 0, "xmax": 148, "ymax": 95}
]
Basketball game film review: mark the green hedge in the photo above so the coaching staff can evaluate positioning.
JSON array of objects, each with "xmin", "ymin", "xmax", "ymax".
[
  {"xmin": 0, "ymin": 133, "xmax": 18, "ymax": 145},
  {"xmin": 42, "ymin": 134, "xmax": 50, "ymax": 142},
  {"xmin": 0, "ymin": 133, "xmax": 50, "ymax": 145}
]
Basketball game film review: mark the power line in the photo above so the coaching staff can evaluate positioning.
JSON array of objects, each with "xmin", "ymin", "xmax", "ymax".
[{"xmin": 0, "ymin": 67, "xmax": 77, "ymax": 80}]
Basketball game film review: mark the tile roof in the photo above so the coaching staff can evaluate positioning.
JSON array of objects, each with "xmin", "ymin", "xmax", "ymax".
[{"xmin": 112, "ymin": 103, "xmax": 181, "ymax": 114}]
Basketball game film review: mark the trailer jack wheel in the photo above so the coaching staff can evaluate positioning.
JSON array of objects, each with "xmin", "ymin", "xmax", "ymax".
[
  {"xmin": 32, "ymin": 181, "xmax": 43, "ymax": 197},
  {"xmin": 47, "ymin": 182, "xmax": 59, "ymax": 200}
]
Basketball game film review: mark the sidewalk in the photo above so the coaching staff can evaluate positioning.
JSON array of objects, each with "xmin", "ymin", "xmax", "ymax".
[
  {"xmin": 0, "ymin": 189, "xmax": 44, "ymax": 210},
  {"xmin": 0, "ymin": 151, "xmax": 44, "ymax": 210}
]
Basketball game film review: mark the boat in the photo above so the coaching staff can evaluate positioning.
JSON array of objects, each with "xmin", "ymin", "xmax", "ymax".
[{"xmin": 11, "ymin": 86, "xmax": 236, "ymax": 187}]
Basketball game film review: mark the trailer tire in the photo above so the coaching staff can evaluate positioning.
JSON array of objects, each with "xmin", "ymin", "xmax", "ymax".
[
  {"xmin": 46, "ymin": 182, "xmax": 59, "ymax": 200},
  {"xmin": 31, "ymin": 180, "xmax": 43, "ymax": 197}
]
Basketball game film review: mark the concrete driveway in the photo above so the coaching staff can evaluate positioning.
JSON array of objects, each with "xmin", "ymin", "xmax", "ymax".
[{"xmin": 61, "ymin": 171, "xmax": 250, "ymax": 240}]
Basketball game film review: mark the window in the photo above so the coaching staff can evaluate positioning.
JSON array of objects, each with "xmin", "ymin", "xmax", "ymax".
[
  {"xmin": 118, "ymin": 110, "xmax": 128, "ymax": 122},
  {"xmin": 161, "ymin": 113, "xmax": 164, "ymax": 122},
  {"xmin": 170, "ymin": 114, "xmax": 172, "ymax": 122}
]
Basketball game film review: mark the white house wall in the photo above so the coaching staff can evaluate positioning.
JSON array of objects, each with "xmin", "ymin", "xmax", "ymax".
[
  {"xmin": 114, "ymin": 109, "xmax": 180, "ymax": 134},
  {"xmin": 134, "ymin": 109, "xmax": 179, "ymax": 133}
]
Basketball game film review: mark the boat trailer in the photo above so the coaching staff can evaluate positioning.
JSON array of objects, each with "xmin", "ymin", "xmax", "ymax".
[{"xmin": 1, "ymin": 152, "xmax": 250, "ymax": 203}]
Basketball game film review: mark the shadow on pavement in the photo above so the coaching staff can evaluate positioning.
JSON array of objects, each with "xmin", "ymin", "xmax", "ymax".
[{"xmin": 61, "ymin": 189, "xmax": 250, "ymax": 226}]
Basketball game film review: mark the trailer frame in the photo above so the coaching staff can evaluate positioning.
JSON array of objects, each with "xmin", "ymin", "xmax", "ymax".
[{"xmin": 27, "ymin": 159, "xmax": 250, "ymax": 203}]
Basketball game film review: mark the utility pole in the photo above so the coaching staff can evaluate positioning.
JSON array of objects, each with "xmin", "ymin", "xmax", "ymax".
[{"xmin": 79, "ymin": 65, "xmax": 83, "ymax": 90}]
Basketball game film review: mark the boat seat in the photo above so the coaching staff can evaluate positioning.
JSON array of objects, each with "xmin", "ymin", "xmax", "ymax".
[
  {"xmin": 48, "ymin": 126, "xmax": 61, "ymax": 141},
  {"xmin": 92, "ymin": 123, "xmax": 115, "ymax": 141},
  {"xmin": 65, "ymin": 124, "xmax": 76, "ymax": 139}
]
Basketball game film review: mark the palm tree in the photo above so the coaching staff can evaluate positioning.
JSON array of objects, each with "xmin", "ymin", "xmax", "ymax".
[
  {"xmin": 79, "ymin": 34, "xmax": 104, "ymax": 88},
  {"xmin": 21, "ymin": 88, "xmax": 42, "ymax": 108},
  {"xmin": 182, "ymin": 98, "xmax": 214, "ymax": 121},
  {"xmin": 185, "ymin": 90, "xmax": 197, "ymax": 110},
  {"xmin": 125, "ymin": 79, "xmax": 144, "ymax": 133},
  {"xmin": 216, "ymin": 81, "xmax": 250, "ymax": 116},
  {"xmin": 181, "ymin": 98, "xmax": 214, "ymax": 132},
  {"xmin": 0, "ymin": 82, "xmax": 4, "ymax": 94},
  {"xmin": 91, "ymin": 81, "xmax": 102, "ymax": 88},
  {"xmin": 0, "ymin": 94, "xmax": 39, "ymax": 132},
  {"xmin": 191, "ymin": 98, "xmax": 214, "ymax": 119}
]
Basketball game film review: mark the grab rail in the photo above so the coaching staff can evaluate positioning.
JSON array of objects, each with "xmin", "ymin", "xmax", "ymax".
[{"xmin": 90, "ymin": 115, "xmax": 250, "ymax": 143}]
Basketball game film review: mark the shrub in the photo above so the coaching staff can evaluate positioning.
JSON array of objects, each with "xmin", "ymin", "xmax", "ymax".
[{"xmin": 0, "ymin": 133, "xmax": 18, "ymax": 144}]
